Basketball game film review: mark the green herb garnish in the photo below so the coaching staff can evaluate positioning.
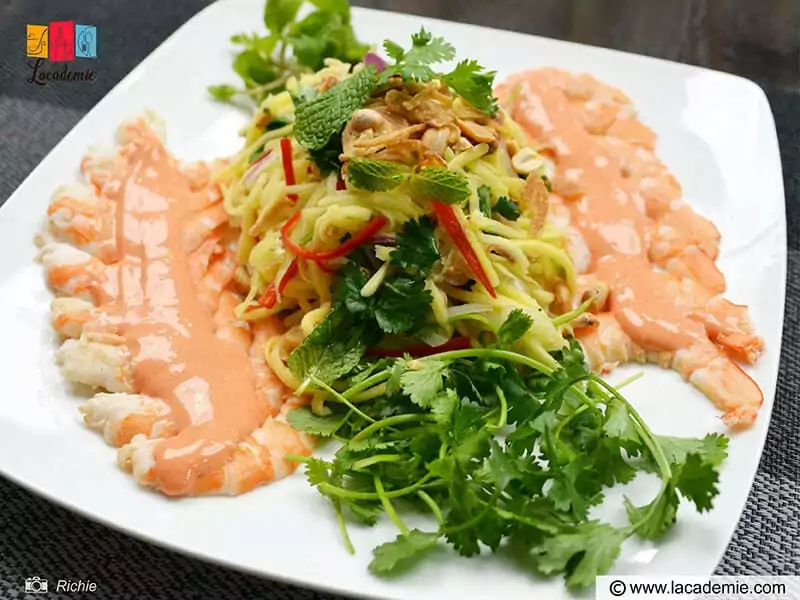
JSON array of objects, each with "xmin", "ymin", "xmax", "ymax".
[
  {"xmin": 381, "ymin": 28, "xmax": 498, "ymax": 116},
  {"xmin": 389, "ymin": 216, "xmax": 439, "ymax": 277},
  {"xmin": 209, "ymin": 0, "xmax": 369, "ymax": 105},
  {"xmin": 347, "ymin": 158, "xmax": 407, "ymax": 192},
  {"xmin": 285, "ymin": 326, "xmax": 728, "ymax": 588},
  {"xmin": 294, "ymin": 66, "xmax": 377, "ymax": 150},
  {"xmin": 409, "ymin": 167, "xmax": 471, "ymax": 205},
  {"xmin": 493, "ymin": 195, "xmax": 521, "ymax": 220},
  {"xmin": 477, "ymin": 185, "xmax": 492, "ymax": 217}
]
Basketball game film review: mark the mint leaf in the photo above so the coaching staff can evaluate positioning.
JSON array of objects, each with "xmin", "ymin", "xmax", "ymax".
[
  {"xmin": 498, "ymin": 309, "xmax": 533, "ymax": 346},
  {"xmin": 409, "ymin": 167, "xmax": 470, "ymax": 205},
  {"xmin": 286, "ymin": 406, "xmax": 345, "ymax": 437},
  {"xmin": 442, "ymin": 59, "xmax": 498, "ymax": 116},
  {"xmin": 390, "ymin": 217, "xmax": 439, "ymax": 277},
  {"xmin": 400, "ymin": 359, "xmax": 448, "ymax": 407},
  {"xmin": 264, "ymin": 0, "xmax": 304, "ymax": 34},
  {"xmin": 294, "ymin": 66, "xmax": 376, "ymax": 150},
  {"xmin": 369, "ymin": 530, "xmax": 440, "ymax": 575},
  {"xmin": 346, "ymin": 158, "xmax": 407, "ymax": 191}
]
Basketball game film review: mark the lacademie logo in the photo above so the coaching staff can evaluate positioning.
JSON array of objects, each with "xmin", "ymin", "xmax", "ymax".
[{"xmin": 26, "ymin": 20, "xmax": 98, "ymax": 85}]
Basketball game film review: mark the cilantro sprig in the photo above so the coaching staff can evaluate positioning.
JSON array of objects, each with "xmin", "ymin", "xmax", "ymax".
[
  {"xmin": 286, "ymin": 325, "xmax": 729, "ymax": 588},
  {"xmin": 380, "ymin": 28, "xmax": 499, "ymax": 116},
  {"xmin": 209, "ymin": 0, "xmax": 369, "ymax": 104}
]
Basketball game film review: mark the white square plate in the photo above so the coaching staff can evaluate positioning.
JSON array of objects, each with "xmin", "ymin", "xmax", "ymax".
[{"xmin": 0, "ymin": 1, "xmax": 786, "ymax": 598}]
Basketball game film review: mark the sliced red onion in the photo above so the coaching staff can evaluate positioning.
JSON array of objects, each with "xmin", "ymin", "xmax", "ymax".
[
  {"xmin": 371, "ymin": 234, "xmax": 397, "ymax": 246},
  {"xmin": 364, "ymin": 52, "xmax": 386, "ymax": 72},
  {"xmin": 243, "ymin": 150, "xmax": 276, "ymax": 187}
]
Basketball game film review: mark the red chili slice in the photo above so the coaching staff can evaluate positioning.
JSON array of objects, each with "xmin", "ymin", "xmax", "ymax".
[
  {"xmin": 280, "ymin": 137, "xmax": 298, "ymax": 203},
  {"xmin": 431, "ymin": 201, "xmax": 497, "ymax": 298},
  {"xmin": 282, "ymin": 212, "xmax": 389, "ymax": 262},
  {"xmin": 366, "ymin": 336, "xmax": 472, "ymax": 358},
  {"xmin": 258, "ymin": 258, "xmax": 299, "ymax": 309}
]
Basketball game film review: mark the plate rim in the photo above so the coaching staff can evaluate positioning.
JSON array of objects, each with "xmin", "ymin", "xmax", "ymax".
[{"xmin": 0, "ymin": 0, "xmax": 788, "ymax": 597}]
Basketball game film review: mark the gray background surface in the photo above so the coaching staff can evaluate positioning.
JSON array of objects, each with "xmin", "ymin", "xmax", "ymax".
[{"xmin": 0, "ymin": 0, "xmax": 798, "ymax": 598}]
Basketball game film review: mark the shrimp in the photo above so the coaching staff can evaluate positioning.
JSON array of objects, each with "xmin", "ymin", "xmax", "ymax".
[
  {"xmin": 40, "ymin": 243, "xmax": 108, "ymax": 304},
  {"xmin": 55, "ymin": 336, "xmax": 133, "ymax": 394},
  {"xmin": 118, "ymin": 396, "xmax": 313, "ymax": 496},
  {"xmin": 661, "ymin": 277, "xmax": 764, "ymax": 364},
  {"xmin": 80, "ymin": 393, "xmax": 177, "ymax": 447},
  {"xmin": 580, "ymin": 313, "xmax": 762, "ymax": 429},
  {"xmin": 196, "ymin": 249, "xmax": 237, "ymax": 311},
  {"xmin": 250, "ymin": 317, "xmax": 289, "ymax": 417},
  {"xmin": 51, "ymin": 297, "xmax": 98, "ymax": 338},
  {"xmin": 43, "ymin": 184, "xmax": 116, "ymax": 261}
]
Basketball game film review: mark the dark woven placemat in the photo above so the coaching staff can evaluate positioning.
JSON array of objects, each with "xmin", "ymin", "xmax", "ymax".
[{"xmin": 0, "ymin": 1, "xmax": 798, "ymax": 597}]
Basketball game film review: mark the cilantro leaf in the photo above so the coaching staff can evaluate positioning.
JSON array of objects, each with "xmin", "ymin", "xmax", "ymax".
[
  {"xmin": 287, "ymin": 307, "xmax": 366, "ymax": 384},
  {"xmin": 286, "ymin": 406, "xmax": 345, "ymax": 437},
  {"xmin": 603, "ymin": 397, "xmax": 641, "ymax": 453},
  {"xmin": 672, "ymin": 453, "xmax": 720, "ymax": 512},
  {"xmin": 498, "ymin": 309, "xmax": 533, "ymax": 346},
  {"xmin": 400, "ymin": 360, "xmax": 448, "ymax": 407},
  {"xmin": 374, "ymin": 275, "xmax": 432, "ymax": 334},
  {"xmin": 656, "ymin": 434, "xmax": 729, "ymax": 469},
  {"xmin": 431, "ymin": 388, "xmax": 459, "ymax": 425},
  {"xmin": 381, "ymin": 28, "xmax": 455, "ymax": 83},
  {"xmin": 346, "ymin": 501, "xmax": 384, "ymax": 526},
  {"xmin": 303, "ymin": 457, "xmax": 333, "ymax": 486},
  {"xmin": 442, "ymin": 59, "xmax": 498, "ymax": 116},
  {"xmin": 346, "ymin": 158, "xmax": 407, "ymax": 191},
  {"xmin": 493, "ymin": 196, "xmax": 521, "ymax": 220},
  {"xmin": 264, "ymin": 0, "xmax": 304, "ymax": 34},
  {"xmin": 409, "ymin": 167, "xmax": 471, "ymax": 205},
  {"xmin": 529, "ymin": 521, "xmax": 626, "ymax": 588},
  {"xmin": 294, "ymin": 66, "xmax": 376, "ymax": 150},
  {"xmin": 369, "ymin": 530, "xmax": 440, "ymax": 575},
  {"xmin": 390, "ymin": 217, "xmax": 439, "ymax": 277},
  {"xmin": 477, "ymin": 185, "xmax": 492, "ymax": 217},
  {"xmin": 624, "ymin": 486, "xmax": 678, "ymax": 541}
]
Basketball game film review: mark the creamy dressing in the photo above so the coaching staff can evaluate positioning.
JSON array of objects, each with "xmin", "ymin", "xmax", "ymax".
[
  {"xmin": 506, "ymin": 71, "xmax": 708, "ymax": 352},
  {"xmin": 91, "ymin": 125, "xmax": 268, "ymax": 496}
]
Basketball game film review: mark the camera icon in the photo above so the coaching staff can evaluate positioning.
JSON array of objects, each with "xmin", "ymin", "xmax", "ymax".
[{"xmin": 24, "ymin": 576, "xmax": 48, "ymax": 594}]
